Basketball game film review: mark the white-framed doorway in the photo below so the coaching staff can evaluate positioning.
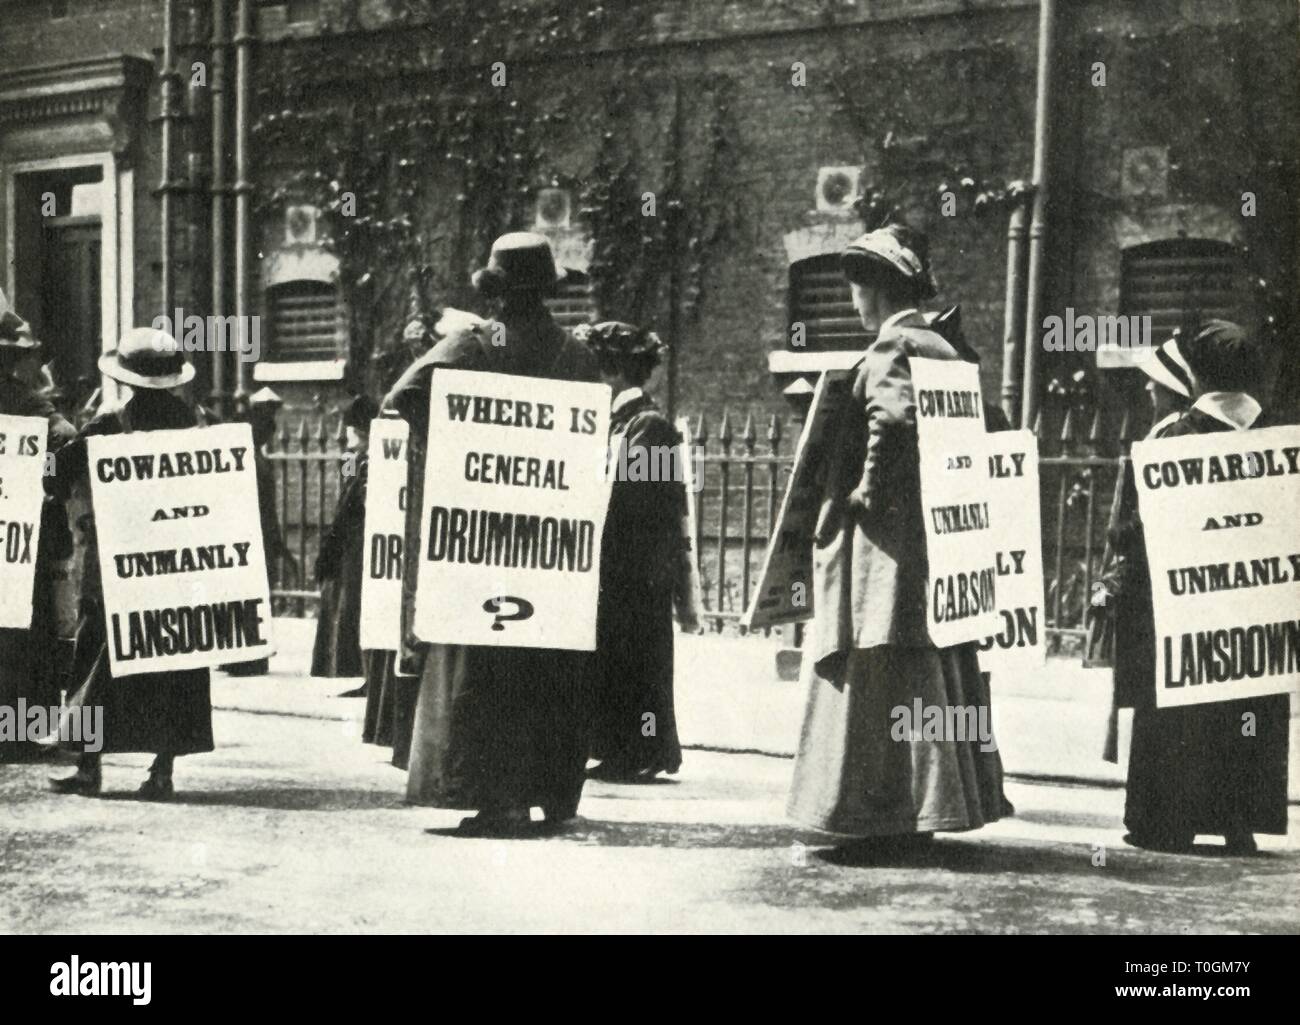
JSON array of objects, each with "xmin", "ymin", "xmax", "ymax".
[{"xmin": 3, "ymin": 150, "xmax": 133, "ymax": 405}]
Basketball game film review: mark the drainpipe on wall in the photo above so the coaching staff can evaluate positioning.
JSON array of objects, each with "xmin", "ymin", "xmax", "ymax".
[
  {"xmin": 185, "ymin": 0, "xmax": 206, "ymax": 395},
  {"xmin": 211, "ymin": 0, "xmax": 229, "ymax": 416},
  {"xmin": 158, "ymin": 0, "xmax": 180, "ymax": 320},
  {"xmin": 1000, "ymin": 187, "xmax": 1030, "ymax": 425},
  {"xmin": 232, "ymin": 0, "xmax": 254, "ymax": 406},
  {"xmin": 1020, "ymin": 0, "xmax": 1057, "ymax": 430},
  {"xmin": 665, "ymin": 82, "xmax": 685, "ymax": 422}
]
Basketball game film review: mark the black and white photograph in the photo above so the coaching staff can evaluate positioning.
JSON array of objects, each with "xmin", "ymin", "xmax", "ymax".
[{"xmin": 0, "ymin": 0, "xmax": 1297, "ymax": 1000}]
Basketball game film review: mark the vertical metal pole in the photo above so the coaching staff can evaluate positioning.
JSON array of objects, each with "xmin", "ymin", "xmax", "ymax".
[
  {"xmin": 665, "ymin": 83, "xmax": 684, "ymax": 421},
  {"xmin": 233, "ymin": 0, "xmax": 254, "ymax": 402},
  {"xmin": 1000, "ymin": 196, "xmax": 1029, "ymax": 425},
  {"xmin": 211, "ymin": 0, "xmax": 230, "ymax": 415},
  {"xmin": 158, "ymin": 0, "xmax": 178, "ymax": 320},
  {"xmin": 1020, "ymin": 0, "xmax": 1057, "ymax": 430}
]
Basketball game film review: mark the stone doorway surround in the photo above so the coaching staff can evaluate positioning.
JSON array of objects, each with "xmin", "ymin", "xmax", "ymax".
[{"xmin": 0, "ymin": 55, "xmax": 151, "ymax": 405}]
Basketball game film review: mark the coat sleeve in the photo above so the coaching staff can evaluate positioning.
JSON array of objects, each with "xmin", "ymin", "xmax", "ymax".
[{"xmin": 848, "ymin": 333, "xmax": 916, "ymax": 514}]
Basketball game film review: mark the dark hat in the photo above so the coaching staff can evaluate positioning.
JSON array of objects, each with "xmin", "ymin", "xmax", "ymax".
[
  {"xmin": 573, "ymin": 321, "xmax": 666, "ymax": 364},
  {"xmin": 98, "ymin": 327, "xmax": 196, "ymax": 389},
  {"xmin": 0, "ymin": 287, "xmax": 39, "ymax": 351},
  {"xmin": 471, "ymin": 232, "xmax": 562, "ymax": 297},
  {"xmin": 343, "ymin": 393, "xmax": 380, "ymax": 430},
  {"xmin": 1180, "ymin": 319, "xmax": 1258, "ymax": 393},
  {"xmin": 842, "ymin": 223, "xmax": 937, "ymax": 299}
]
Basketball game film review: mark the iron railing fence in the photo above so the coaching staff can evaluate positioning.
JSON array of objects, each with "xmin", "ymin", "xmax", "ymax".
[
  {"xmin": 266, "ymin": 395, "xmax": 1138, "ymax": 651},
  {"xmin": 266, "ymin": 412, "xmax": 350, "ymax": 617}
]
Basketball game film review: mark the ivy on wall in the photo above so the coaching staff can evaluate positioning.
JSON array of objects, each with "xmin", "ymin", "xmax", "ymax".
[
  {"xmin": 580, "ymin": 75, "xmax": 742, "ymax": 331},
  {"xmin": 824, "ymin": 37, "xmax": 1035, "ymax": 229},
  {"xmin": 252, "ymin": 1, "xmax": 743, "ymax": 394}
]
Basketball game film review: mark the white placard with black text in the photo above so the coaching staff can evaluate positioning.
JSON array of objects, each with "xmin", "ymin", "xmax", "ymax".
[
  {"xmin": 0, "ymin": 414, "xmax": 48, "ymax": 629},
  {"xmin": 413, "ymin": 369, "xmax": 612, "ymax": 650},
  {"xmin": 910, "ymin": 357, "xmax": 1001, "ymax": 647},
  {"xmin": 360, "ymin": 417, "xmax": 409, "ymax": 652},
  {"xmin": 88, "ymin": 422, "xmax": 274, "ymax": 676},
  {"xmin": 1132, "ymin": 424, "xmax": 1300, "ymax": 708},
  {"xmin": 976, "ymin": 429, "xmax": 1047, "ymax": 674}
]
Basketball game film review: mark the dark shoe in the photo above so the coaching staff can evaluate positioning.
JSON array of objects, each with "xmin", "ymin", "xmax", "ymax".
[
  {"xmin": 541, "ymin": 800, "xmax": 580, "ymax": 826},
  {"xmin": 455, "ymin": 809, "xmax": 531, "ymax": 837},
  {"xmin": 49, "ymin": 768, "xmax": 101, "ymax": 796},
  {"xmin": 137, "ymin": 775, "xmax": 174, "ymax": 801},
  {"xmin": 337, "ymin": 684, "xmax": 367, "ymax": 698},
  {"xmin": 1124, "ymin": 831, "xmax": 1193, "ymax": 853},
  {"xmin": 1224, "ymin": 832, "xmax": 1258, "ymax": 856},
  {"xmin": 586, "ymin": 760, "xmax": 637, "ymax": 783}
]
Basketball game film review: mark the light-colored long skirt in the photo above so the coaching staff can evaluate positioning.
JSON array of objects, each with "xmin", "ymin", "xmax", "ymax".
[{"xmin": 787, "ymin": 643, "xmax": 1008, "ymax": 836}]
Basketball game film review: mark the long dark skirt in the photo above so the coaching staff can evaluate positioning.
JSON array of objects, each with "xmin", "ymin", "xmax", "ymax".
[
  {"xmin": 0, "ymin": 573, "xmax": 68, "ymax": 761},
  {"xmin": 311, "ymin": 545, "xmax": 364, "ymax": 678},
  {"xmin": 788, "ymin": 642, "xmax": 1009, "ymax": 836},
  {"xmin": 1125, "ymin": 694, "xmax": 1289, "ymax": 839},
  {"xmin": 361, "ymin": 650, "xmax": 419, "ymax": 769},
  {"xmin": 405, "ymin": 643, "xmax": 591, "ymax": 815},
  {"xmin": 590, "ymin": 582, "xmax": 681, "ymax": 773},
  {"xmin": 62, "ymin": 603, "xmax": 213, "ymax": 756}
]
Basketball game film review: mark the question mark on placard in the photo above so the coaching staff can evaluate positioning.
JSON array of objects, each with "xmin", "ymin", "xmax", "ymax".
[{"xmin": 483, "ymin": 596, "xmax": 535, "ymax": 631}]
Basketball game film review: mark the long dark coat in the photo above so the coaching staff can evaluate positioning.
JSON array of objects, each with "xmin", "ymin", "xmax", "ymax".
[
  {"xmin": 311, "ymin": 453, "xmax": 366, "ymax": 677},
  {"xmin": 361, "ymin": 648, "xmax": 419, "ymax": 769},
  {"xmin": 53, "ymin": 391, "xmax": 214, "ymax": 757},
  {"xmin": 385, "ymin": 307, "xmax": 599, "ymax": 814},
  {"xmin": 589, "ymin": 393, "xmax": 684, "ymax": 774},
  {"xmin": 787, "ymin": 312, "xmax": 1007, "ymax": 836},
  {"xmin": 0, "ymin": 376, "xmax": 76, "ymax": 761},
  {"xmin": 1116, "ymin": 406, "xmax": 1289, "ymax": 838}
]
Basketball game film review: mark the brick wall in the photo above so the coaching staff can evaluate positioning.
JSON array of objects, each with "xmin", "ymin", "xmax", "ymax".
[{"xmin": 2, "ymin": 0, "xmax": 1296, "ymax": 421}]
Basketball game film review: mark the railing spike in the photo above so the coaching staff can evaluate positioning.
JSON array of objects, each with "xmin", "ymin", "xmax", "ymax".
[
  {"xmin": 1060, "ymin": 407, "xmax": 1077, "ymax": 448},
  {"xmin": 718, "ymin": 409, "xmax": 733, "ymax": 448},
  {"xmin": 296, "ymin": 417, "xmax": 310, "ymax": 452},
  {"xmin": 741, "ymin": 410, "xmax": 756, "ymax": 450},
  {"xmin": 767, "ymin": 413, "xmax": 781, "ymax": 452},
  {"xmin": 694, "ymin": 411, "xmax": 708, "ymax": 445},
  {"xmin": 1087, "ymin": 408, "xmax": 1103, "ymax": 447},
  {"xmin": 1117, "ymin": 407, "xmax": 1134, "ymax": 445}
]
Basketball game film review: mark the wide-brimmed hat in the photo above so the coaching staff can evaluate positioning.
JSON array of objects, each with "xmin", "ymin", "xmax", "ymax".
[
  {"xmin": 1138, "ymin": 334, "xmax": 1193, "ymax": 398},
  {"xmin": 249, "ymin": 386, "xmax": 284, "ymax": 408},
  {"xmin": 573, "ymin": 321, "xmax": 666, "ymax": 365},
  {"xmin": 842, "ymin": 223, "xmax": 938, "ymax": 299},
  {"xmin": 98, "ymin": 327, "xmax": 196, "ymax": 389},
  {"xmin": 1179, "ymin": 318, "xmax": 1257, "ymax": 393},
  {"xmin": 471, "ymin": 232, "xmax": 563, "ymax": 297},
  {"xmin": 0, "ymin": 287, "xmax": 39, "ymax": 351}
]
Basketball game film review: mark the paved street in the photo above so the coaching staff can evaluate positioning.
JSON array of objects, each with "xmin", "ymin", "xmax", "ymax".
[{"xmin": 2, "ymin": 698, "xmax": 1297, "ymax": 934}]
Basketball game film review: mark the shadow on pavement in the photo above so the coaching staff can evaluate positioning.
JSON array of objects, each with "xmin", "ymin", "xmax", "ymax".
[
  {"xmin": 813, "ymin": 835, "xmax": 1292, "ymax": 879},
  {"xmin": 97, "ymin": 787, "xmax": 409, "ymax": 812},
  {"xmin": 420, "ymin": 817, "xmax": 820, "ymax": 849}
]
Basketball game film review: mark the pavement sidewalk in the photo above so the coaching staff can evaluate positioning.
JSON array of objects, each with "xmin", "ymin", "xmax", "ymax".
[{"xmin": 213, "ymin": 619, "xmax": 1300, "ymax": 798}]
